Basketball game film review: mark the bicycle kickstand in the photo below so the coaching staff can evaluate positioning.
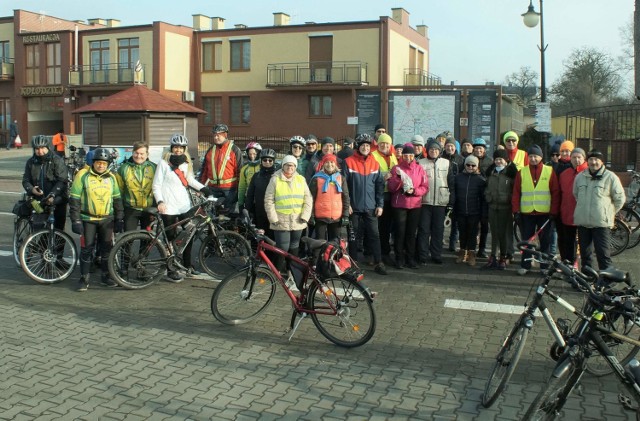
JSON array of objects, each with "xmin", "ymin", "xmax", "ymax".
[{"xmin": 287, "ymin": 311, "xmax": 307, "ymax": 342}]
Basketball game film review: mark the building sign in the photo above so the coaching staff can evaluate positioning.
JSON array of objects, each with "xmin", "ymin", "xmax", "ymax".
[
  {"xmin": 22, "ymin": 33, "xmax": 61, "ymax": 44},
  {"xmin": 21, "ymin": 86, "xmax": 64, "ymax": 96},
  {"xmin": 467, "ymin": 90, "xmax": 497, "ymax": 150},
  {"xmin": 356, "ymin": 92, "xmax": 381, "ymax": 136},
  {"xmin": 535, "ymin": 102, "xmax": 552, "ymax": 133}
]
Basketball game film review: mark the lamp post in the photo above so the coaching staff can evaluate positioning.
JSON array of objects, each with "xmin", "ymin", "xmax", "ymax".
[{"xmin": 522, "ymin": 0, "xmax": 546, "ymax": 103}]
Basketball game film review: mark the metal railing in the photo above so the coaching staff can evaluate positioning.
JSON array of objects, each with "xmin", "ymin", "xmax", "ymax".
[
  {"xmin": 68, "ymin": 63, "xmax": 146, "ymax": 86},
  {"xmin": 403, "ymin": 68, "xmax": 441, "ymax": 86},
  {"xmin": 0, "ymin": 58, "xmax": 14, "ymax": 80},
  {"xmin": 267, "ymin": 61, "xmax": 367, "ymax": 87}
]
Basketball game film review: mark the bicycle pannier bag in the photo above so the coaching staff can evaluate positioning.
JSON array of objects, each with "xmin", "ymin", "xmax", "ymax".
[{"xmin": 12, "ymin": 200, "xmax": 32, "ymax": 217}]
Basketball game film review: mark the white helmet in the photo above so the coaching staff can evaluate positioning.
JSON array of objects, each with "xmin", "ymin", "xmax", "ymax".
[
  {"xmin": 170, "ymin": 134, "xmax": 188, "ymax": 146},
  {"xmin": 289, "ymin": 135, "xmax": 306, "ymax": 147}
]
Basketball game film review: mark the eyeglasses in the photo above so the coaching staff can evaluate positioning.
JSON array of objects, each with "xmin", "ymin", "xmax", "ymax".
[
  {"xmin": 465, "ymin": 164, "xmax": 477, "ymax": 167},
  {"xmin": 261, "ymin": 158, "xmax": 274, "ymax": 163},
  {"xmin": 505, "ymin": 139, "xmax": 516, "ymax": 143},
  {"xmin": 291, "ymin": 145, "xmax": 303, "ymax": 149},
  {"xmin": 552, "ymin": 153, "xmax": 560, "ymax": 157}
]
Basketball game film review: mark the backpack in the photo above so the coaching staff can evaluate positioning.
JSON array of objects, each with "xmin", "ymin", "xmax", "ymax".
[{"xmin": 315, "ymin": 238, "xmax": 363, "ymax": 283}]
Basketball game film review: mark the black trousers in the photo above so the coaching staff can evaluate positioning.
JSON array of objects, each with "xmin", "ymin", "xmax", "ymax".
[
  {"xmin": 80, "ymin": 218, "xmax": 114, "ymax": 278},
  {"xmin": 416, "ymin": 205, "xmax": 446, "ymax": 261},
  {"xmin": 557, "ymin": 220, "xmax": 578, "ymax": 263},
  {"xmin": 394, "ymin": 207, "xmax": 421, "ymax": 264},
  {"xmin": 348, "ymin": 211, "xmax": 381, "ymax": 264},
  {"xmin": 378, "ymin": 199, "xmax": 393, "ymax": 256},
  {"xmin": 458, "ymin": 214, "xmax": 481, "ymax": 251},
  {"xmin": 161, "ymin": 209, "xmax": 196, "ymax": 269},
  {"xmin": 123, "ymin": 207, "xmax": 153, "ymax": 232},
  {"xmin": 578, "ymin": 226, "xmax": 612, "ymax": 270}
]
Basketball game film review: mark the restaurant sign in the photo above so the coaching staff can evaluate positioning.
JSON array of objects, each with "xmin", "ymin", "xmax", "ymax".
[
  {"xmin": 21, "ymin": 86, "xmax": 64, "ymax": 96},
  {"xmin": 22, "ymin": 33, "xmax": 61, "ymax": 44}
]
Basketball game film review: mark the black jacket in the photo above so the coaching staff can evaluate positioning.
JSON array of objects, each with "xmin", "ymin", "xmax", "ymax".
[
  {"xmin": 245, "ymin": 166, "xmax": 276, "ymax": 231},
  {"xmin": 22, "ymin": 150, "xmax": 68, "ymax": 201},
  {"xmin": 453, "ymin": 171, "xmax": 486, "ymax": 217}
]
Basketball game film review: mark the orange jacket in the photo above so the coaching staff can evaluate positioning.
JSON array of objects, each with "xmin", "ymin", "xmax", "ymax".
[
  {"xmin": 199, "ymin": 141, "xmax": 242, "ymax": 189},
  {"xmin": 52, "ymin": 133, "xmax": 66, "ymax": 152}
]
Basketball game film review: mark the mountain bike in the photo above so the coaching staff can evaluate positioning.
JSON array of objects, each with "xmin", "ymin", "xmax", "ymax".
[
  {"xmin": 522, "ymin": 263, "xmax": 640, "ymax": 420},
  {"xmin": 19, "ymin": 202, "xmax": 78, "ymax": 284},
  {"xmin": 210, "ymin": 210, "xmax": 376, "ymax": 348},
  {"xmin": 107, "ymin": 196, "xmax": 250, "ymax": 289}
]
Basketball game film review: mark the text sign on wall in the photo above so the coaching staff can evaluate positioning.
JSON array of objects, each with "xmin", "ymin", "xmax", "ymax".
[
  {"xmin": 22, "ymin": 33, "xmax": 61, "ymax": 44},
  {"xmin": 356, "ymin": 92, "xmax": 381, "ymax": 135},
  {"xmin": 467, "ymin": 90, "xmax": 497, "ymax": 149},
  {"xmin": 20, "ymin": 86, "xmax": 64, "ymax": 96}
]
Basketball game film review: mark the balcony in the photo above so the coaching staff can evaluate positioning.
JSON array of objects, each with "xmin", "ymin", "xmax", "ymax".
[
  {"xmin": 404, "ymin": 68, "xmax": 441, "ymax": 87},
  {"xmin": 0, "ymin": 58, "xmax": 14, "ymax": 81},
  {"xmin": 68, "ymin": 64, "xmax": 146, "ymax": 87},
  {"xmin": 267, "ymin": 61, "xmax": 367, "ymax": 88}
]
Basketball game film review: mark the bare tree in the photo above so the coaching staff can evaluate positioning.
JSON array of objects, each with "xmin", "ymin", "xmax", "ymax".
[
  {"xmin": 618, "ymin": 16, "xmax": 633, "ymax": 74},
  {"xmin": 504, "ymin": 66, "xmax": 539, "ymax": 107}
]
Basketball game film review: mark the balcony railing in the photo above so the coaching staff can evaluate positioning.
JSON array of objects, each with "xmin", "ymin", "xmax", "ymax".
[
  {"xmin": 404, "ymin": 68, "xmax": 441, "ymax": 87},
  {"xmin": 0, "ymin": 58, "xmax": 14, "ymax": 80},
  {"xmin": 68, "ymin": 64, "xmax": 146, "ymax": 86},
  {"xmin": 267, "ymin": 61, "xmax": 367, "ymax": 87}
]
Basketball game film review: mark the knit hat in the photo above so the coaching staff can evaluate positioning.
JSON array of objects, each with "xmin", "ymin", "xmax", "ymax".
[
  {"xmin": 527, "ymin": 144, "xmax": 543, "ymax": 158},
  {"xmin": 571, "ymin": 147, "xmax": 586, "ymax": 159},
  {"xmin": 493, "ymin": 149, "xmax": 509, "ymax": 161},
  {"xmin": 321, "ymin": 137, "xmax": 336, "ymax": 146},
  {"xmin": 503, "ymin": 131, "xmax": 519, "ymax": 144},
  {"xmin": 374, "ymin": 124, "xmax": 386, "ymax": 132},
  {"xmin": 427, "ymin": 140, "xmax": 442, "ymax": 152},
  {"xmin": 411, "ymin": 135, "xmax": 425, "ymax": 147},
  {"xmin": 402, "ymin": 145, "xmax": 415, "ymax": 155},
  {"xmin": 473, "ymin": 138, "xmax": 487, "ymax": 148},
  {"xmin": 444, "ymin": 137, "xmax": 456, "ymax": 146},
  {"xmin": 394, "ymin": 143, "xmax": 404, "ymax": 149},
  {"xmin": 587, "ymin": 149, "xmax": 604, "ymax": 161},
  {"xmin": 306, "ymin": 134, "xmax": 318, "ymax": 144},
  {"xmin": 560, "ymin": 140, "xmax": 575, "ymax": 152},
  {"xmin": 377, "ymin": 133, "xmax": 393, "ymax": 144},
  {"xmin": 464, "ymin": 155, "xmax": 479, "ymax": 166},
  {"xmin": 318, "ymin": 153, "xmax": 337, "ymax": 169},
  {"xmin": 460, "ymin": 138, "xmax": 473, "ymax": 147},
  {"xmin": 551, "ymin": 143, "xmax": 561, "ymax": 154},
  {"xmin": 343, "ymin": 137, "xmax": 354, "ymax": 146},
  {"xmin": 281, "ymin": 155, "xmax": 298, "ymax": 168}
]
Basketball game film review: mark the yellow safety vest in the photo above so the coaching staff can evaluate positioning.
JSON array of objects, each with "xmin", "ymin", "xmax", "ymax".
[
  {"xmin": 274, "ymin": 175, "xmax": 305, "ymax": 215},
  {"xmin": 513, "ymin": 149, "xmax": 527, "ymax": 171},
  {"xmin": 520, "ymin": 165, "xmax": 552, "ymax": 213}
]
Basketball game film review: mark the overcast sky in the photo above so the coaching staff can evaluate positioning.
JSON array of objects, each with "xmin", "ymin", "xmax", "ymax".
[{"xmin": 3, "ymin": 0, "xmax": 634, "ymax": 88}]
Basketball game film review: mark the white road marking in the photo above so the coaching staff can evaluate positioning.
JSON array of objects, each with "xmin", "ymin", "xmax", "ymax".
[
  {"xmin": 0, "ymin": 250, "xmax": 13, "ymax": 257},
  {"xmin": 0, "ymin": 212, "xmax": 16, "ymax": 216},
  {"xmin": 0, "ymin": 191, "xmax": 23, "ymax": 195},
  {"xmin": 444, "ymin": 299, "xmax": 541, "ymax": 316}
]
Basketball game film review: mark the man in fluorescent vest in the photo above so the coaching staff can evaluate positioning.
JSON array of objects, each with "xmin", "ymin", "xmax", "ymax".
[
  {"xmin": 371, "ymin": 133, "xmax": 398, "ymax": 263},
  {"xmin": 199, "ymin": 123, "xmax": 243, "ymax": 212},
  {"xmin": 511, "ymin": 144, "xmax": 560, "ymax": 275},
  {"xmin": 503, "ymin": 131, "xmax": 528, "ymax": 171}
]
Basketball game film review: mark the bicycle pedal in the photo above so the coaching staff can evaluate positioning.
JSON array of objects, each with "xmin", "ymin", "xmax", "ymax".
[{"xmin": 619, "ymin": 393, "xmax": 637, "ymax": 411}]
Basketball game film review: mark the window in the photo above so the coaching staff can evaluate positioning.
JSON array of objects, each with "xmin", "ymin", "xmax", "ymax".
[
  {"xmin": 230, "ymin": 96, "xmax": 250, "ymax": 125},
  {"xmin": 25, "ymin": 44, "xmax": 39, "ymax": 85},
  {"xmin": 118, "ymin": 38, "xmax": 139, "ymax": 69},
  {"xmin": 202, "ymin": 42, "xmax": 222, "ymax": 72},
  {"xmin": 0, "ymin": 41, "xmax": 9, "ymax": 63},
  {"xmin": 202, "ymin": 97, "xmax": 222, "ymax": 125},
  {"xmin": 230, "ymin": 40, "xmax": 250, "ymax": 71},
  {"xmin": 46, "ymin": 43, "xmax": 61, "ymax": 84},
  {"xmin": 90, "ymin": 40, "xmax": 109, "ymax": 70},
  {"xmin": 309, "ymin": 95, "xmax": 332, "ymax": 117}
]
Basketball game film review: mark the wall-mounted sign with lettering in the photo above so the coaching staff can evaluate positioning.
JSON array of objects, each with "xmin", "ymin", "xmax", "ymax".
[
  {"xmin": 20, "ymin": 86, "xmax": 64, "ymax": 96},
  {"xmin": 22, "ymin": 33, "xmax": 61, "ymax": 44}
]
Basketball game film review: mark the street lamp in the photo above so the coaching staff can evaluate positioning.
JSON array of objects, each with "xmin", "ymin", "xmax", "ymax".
[{"xmin": 522, "ymin": 0, "xmax": 547, "ymax": 103}]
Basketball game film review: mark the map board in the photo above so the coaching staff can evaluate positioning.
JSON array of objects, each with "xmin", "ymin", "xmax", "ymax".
[{"xmin": 388, "ymin": 92, "xmax": 460, "ymax": 144}]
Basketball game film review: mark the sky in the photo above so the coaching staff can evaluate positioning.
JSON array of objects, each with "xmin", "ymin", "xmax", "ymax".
[{"xmin": 2, "ymin": 0, "xmax": 635, "ymax": 89}]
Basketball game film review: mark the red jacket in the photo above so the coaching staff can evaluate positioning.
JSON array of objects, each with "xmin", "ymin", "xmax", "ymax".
[
  {"xmin": 558, "ymin": 162, "xmax": 588, "ymax": 226},
  {"xmin": 511, "ymin": 163, "xmax": 560, "ymax": 215},
  {"xmin": 387, "ymin": 160, "xmax": 429, "ymax": 209}
]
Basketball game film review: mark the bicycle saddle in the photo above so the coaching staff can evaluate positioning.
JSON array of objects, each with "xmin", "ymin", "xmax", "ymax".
[
  {"xmin": 599, "ymin": 267, "xmax": 630, "ymax": 285},
  {"xmin": 144, "ymin": 206, "xmax": 159, "ymax": 216},
  {"xmin": 301, "ymin": 236, "xmax": 326, "ymax": 250}
]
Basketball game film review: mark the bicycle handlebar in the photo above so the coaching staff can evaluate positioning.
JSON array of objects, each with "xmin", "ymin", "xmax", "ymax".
[{"xmin": 241, "ymin": 209, "xmax": 276, "ymax": 246}]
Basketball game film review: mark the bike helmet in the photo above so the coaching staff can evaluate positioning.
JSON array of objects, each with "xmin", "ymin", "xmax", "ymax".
[
  {"xmin": 289, "ymin": 135, "xmax": 306, "ymax": 147},
  {"xmin": 260, "ymin": 148, "xmax": 276, "ymax": 160},
  {"xmin": 170, "ymin": 134, "xmax": 189, "ymax": 146},
  {"xmin": 355, "ymin": 133, "xmax": 372, "ymax": 147},
  {"xmin": 32, "ymin": 135, "xmax": 50, "ymax": 149},
  {"xmin": 92, "ymin": 147, "xmax": 112, "ymax": 163},
  {"xmin": 245, "ymin": 141, "xmax": 262, "ymax": 152},
  {"xmin": 212, "ymin": 123, "xmax": 229, "ymax": 134}
]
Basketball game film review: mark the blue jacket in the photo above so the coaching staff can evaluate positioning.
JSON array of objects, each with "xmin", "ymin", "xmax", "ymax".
[{"xmin": 343, "ymin": 152, "xmax": 384, "ymax": 212}]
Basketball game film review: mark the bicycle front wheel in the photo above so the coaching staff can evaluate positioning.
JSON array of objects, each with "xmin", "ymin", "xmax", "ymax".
[
  {"xmin": 108, "ymin": 231, "xmax": 168, "ymax": 289},
  {"xmin": 619, "ymin": 206, "xmax": 640, "ymax": 249},
  {"xmin": 482, "ymin": 316, "xmax": 530, "ymax": 408},
  {"xmin": 307, "ymin": 277, "xmax": 376, "ymax": 348},
  {"xmin": 19, "ymin": 229, "xmax": 77, "ymax": 284},
  {"xmin": 13, "ymin": 217, "xmax": 31, "ymax": 267},
  {"xmin": 199, "ymin": 230, "xmax": 251, "ymax": 279},
  {"xmin": 211, "ymin": 267, "xmax": 277, "ymax": 325},
  {"xmin": 610, "ymin": 219, "xmax": 630, "ymax": 256}
]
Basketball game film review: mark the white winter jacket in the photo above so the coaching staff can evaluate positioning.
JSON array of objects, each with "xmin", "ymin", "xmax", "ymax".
[
  {"xmin": 573, "ymin": 167, "xmax": 625, "ymax": 229},
  {"xmin": 153, "ymin": 158, "xmax": 204, "ymax": 215}
]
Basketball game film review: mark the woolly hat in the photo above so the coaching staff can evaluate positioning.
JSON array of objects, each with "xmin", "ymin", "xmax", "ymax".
[
  {"xmin": 377, "ymin": 133, "xmax": 393, "ymax": 144},
  {"xmin": 427, "ymin": 140, "xmax": 442, "ymax": 152},
  {"xmin": 343, "ymin": 137, "xmax": 354, "ymax": 146},
  {"xmin": 402, "ymin": 145, "xmax": 415, "ymax": 155},
  {"xmin": 503, "ymin": 131, "xmax": 519, "ymax": 144},
  {"xmin": 527, "ymin": 144, "xmax": 543, "ymax": 158},
  {"xmin": 571, "ymin": 147, "xmax": 586, "ymax": 159},
  {"xmin": 394, "ymin": 143, "xmax": 404, "ymax": 149},
  {"xmin": 493, "ymin": 149, "xmax": 509, "ymax": 161},
  {"xmin": 318, "ymin": 153, "xmax": 338, "ymax": 169},
  {"xmin": 321, "ymin": 137, "xmax": 336, "ymax": 146},
  {"xmin": 560, "ymin": 140, "xmax": 575, "ymax": 152},
  {"xmin": 464, "ymin": 155, "xmax": 479, "ymax": 166},
  {"xmin": 551, "ymin": 143, "xmax": 561, "ymax": 154},
  {"xmin": 374, "ymin": 124, "xmax": 386, "ymax": 132},
  {"xmin": 587, "ymin": 149, "xmax": 604, "ymax": 161},
  {"xmin": 444, "ymin": 137, "xmax": 456, "ymax": 146},
  {"xmin": 411, "ymin": 135, "xmax": 425, "ymax": 146},
  {"xmin": 306, "ymin": 134, "xmax": 318, "ymax": 144},
  {"xmin": 281, "ymin": 155, "xmax": 298, "ymax": 168},
  {"xmin": 473, "ymin": 138, "xmax": 487, "ymax": 148},
  {"xmin": 460, "ymin": 138, "xmax": 473, "ymax": 147}
]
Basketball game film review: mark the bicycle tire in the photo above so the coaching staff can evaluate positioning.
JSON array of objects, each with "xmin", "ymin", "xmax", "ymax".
[
  {"xmin": 19, "ymin": 229, "xmax": 77, "ymax": 284},
  {"xmin": 523, "ymin": 357, "xmax": 583, "ymax": 420},
  {"xmin": 514, "ymin": 220, "xmax": 521, "ymax": 243},
  {"xmin": 211, "ymin": 266, "xmax": 277, "ymax": 325},
  {"xmin": 610, "ymin": 218, "xmax": 630, "ymax": 256},
  {"xmin": 13, "ymin": 217, "xmax": 31, "ymax": 267},
  {"xmin": 482, "ymin": 317, "xmax": 530, "ymax": 408},
  {"xmin": 108, "ymin": 231, "xmax": 168, "ymax": 290},
  {"xmin": 307, "ymin": 277, "xmax": 376, "ymax": 348},
  {"xmin": 585, "ymin": 311, "xmax": 640, "ymax": 377},
  {"xmin": 619, "ymin": 206, "xmax": 640, "ymax": 249},
  {"xmin": 199, "ymin": 230, "xmax": 251, "ymax": 279}
]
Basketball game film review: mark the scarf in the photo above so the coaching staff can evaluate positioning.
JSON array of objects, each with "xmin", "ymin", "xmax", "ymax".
[
  {"xmin": 315, "ymin": 171, "xmax": 342, "ymax": 193},
  {"xmin": 169, "ymin": 154, "xmax": 188, "ymax": 168}
]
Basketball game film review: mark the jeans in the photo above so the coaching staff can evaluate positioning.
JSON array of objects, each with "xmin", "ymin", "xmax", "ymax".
[
  {"xmin": 578, "ymin": 226, "xmax": 612, "ymax": 270},
  {"xmin": 273, "ymin": 229, "xmax": 303, "ymax": 253},
  {"xmin": 348, "ymin": 210, "xmax": 381, "ymax": 264},
  {"xmin": 416, "ymin": 205, "xmax": 446, "ymax": 261},
  {"xmin": 520, "ymin": 214, "xmax": 553, "ymax": 270},
  {"xmin": 478, "ymin": 218, "xmax": 489, "ymax": 253}
]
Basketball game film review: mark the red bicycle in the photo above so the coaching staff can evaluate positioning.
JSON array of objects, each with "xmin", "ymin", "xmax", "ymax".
[{"xmin": 210, "ymin": 210, "xmax": 377, "ymax": 347}]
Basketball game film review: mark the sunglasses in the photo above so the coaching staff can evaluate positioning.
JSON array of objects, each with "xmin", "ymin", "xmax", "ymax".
[
  {"xmin": 552, "ymin": 153, "xmax": 560, "ymax": 157},
  {"xmin": 261, "ymin": 158, "xmax": 274, "ymax": 163},
  {"xmin": 505, "ymin": 139, "xmax": 516, "ymax": 143},
  {"xmin": 291, "ymin": 145, "xmax": 303, "ymax": 149},
  {"xmin": 466, "ymin": 164, "xmax": 477, "ymax": 167}
]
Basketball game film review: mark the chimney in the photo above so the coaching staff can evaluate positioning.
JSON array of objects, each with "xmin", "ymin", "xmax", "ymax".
[
  {"xmin": 192, "ymin": 14, "xmax": 212, "ymax": 31},
  {"xmin": 212, "ymin": 17, "xmax": 225, "ymax": 30},
  {"xmin": 106, "ymin": 19, "xmax": 120, "ymax": 28},
  {"xmin": 416, "ymin": 24, "xmax": 428, "ymax": 38},
  {"xmin": 235, "ymin": 24, "xmax": 247, "ymax": 29},
  {"xmin": 273, "ymin": 12, "xmax": 290, "ymax": 26},
  {"xmin": 87, "ymin": 18, "xmax": 107, "ymax": 26},
  {"xmin": 391, "ymin": 8, "xmax": 410, "ymax": 25}
]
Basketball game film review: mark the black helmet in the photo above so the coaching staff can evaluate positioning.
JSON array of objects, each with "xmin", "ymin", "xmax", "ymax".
[
  {"xmin": 213, "ymin": 123, "xmax": 229, "ymax": 134},
  {"xmin": 260, "ymin": 148, "xmax": 276, "ymax": 160},
  {"xmin": 32, "ymin": 135, "xmax": 50, "ymax": 149},
  {"xmin": 355, "ymin": 133, "xmax": 372, "ymax": 147},
  {"xmin": 92, "ymin": 147, "xmax": 112, "ymax": 163}
]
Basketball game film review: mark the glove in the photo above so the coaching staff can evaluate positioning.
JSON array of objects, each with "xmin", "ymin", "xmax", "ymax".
[
  {"xmin": 200, "ymin": 186, "xmax": 214, "ymax": 197},
  {"xmin": 72, "ymin": 221, "xmax": 83, "ymax": 235},
  {"xmin": 341, "ymin": 217, "xmax": 350, "ymax": 227},
  {"xmin": 114, "ymin": 219, "xmax": 125, "ymax": 233}
]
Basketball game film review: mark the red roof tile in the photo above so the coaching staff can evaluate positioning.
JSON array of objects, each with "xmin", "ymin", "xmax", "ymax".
[{"xmin": 72, "ymin": 85, "xmax": 205, "ymax": 114}]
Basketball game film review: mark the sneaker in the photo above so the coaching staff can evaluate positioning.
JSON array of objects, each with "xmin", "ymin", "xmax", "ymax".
[
  {"xmin": 77, "ymin": 278, "xmax": 89, "ymax": 292},
  {"xmin": 517, "ymin": 268, "xmax": 528, "ymax": 276},
  {"xmin": 374, "ymin": 263, "xmax": 388, "ymax": 275},
  {"xmin": 166, "ymin": 271, "xmax": 184, "ymax": 283},
  {"xmin": 185, "ymin": 267, "xmax": 201, "ymax": 277}
]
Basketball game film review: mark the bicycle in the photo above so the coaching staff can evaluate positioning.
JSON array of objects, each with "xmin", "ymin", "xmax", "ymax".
[
  {"xmin": 482, "ymin": 242, "xmax": 640, "ymax": 408},
  {"xmin": 522, "ymin": 260, "xmax": 640, "ymax": 420},
  {"xmin": 12, "ymin": 193, "xmax": 33, "ymax": 267},
  {"xmin": 107, "ymin": 196, "xmax": 250, "ymax": 289},
  {"xmin": 210, "ymin": 210, "xmax": 376, "ymax": 348},
  {"xmin": 619, "ymin": 174, "xmax": 640, "ymax": 249},
  {"xmin": 611, "ymin": 215, "xmax": 631, "ymax": 256},
  {"xmin": 19, "ymin": 201, "xmax": 78, "ymax": 284}
]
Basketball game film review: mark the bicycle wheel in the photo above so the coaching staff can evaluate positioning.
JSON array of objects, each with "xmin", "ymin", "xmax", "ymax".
[
  {"xmin": 211, "ymin": 266, "xmax": 277, "ymax": 325},
  {"xmin": 586, "ymin": 311, "xmax": 640, "ymax": 376},
  {"xmin": 108, "ymin": 231, "xmax": 168, "ymax": 289},
  {"xmin": 13, "ymin": 217, "xmax": 31, "ymax": 267},
  {"xmin": 619, "ymin": 207, "xmax": 640, "ymax": 249},
  {"xmin": 514, "ymin": 219, "xmax": 521, "ymax": 243},
  {"xmin": 199, "ymin": 230, "xmax": 251, "ymax": 279},
  {"xmin": 19, "ymin": 229, "xmax": 77, "ymax": 284},
  {"xmin": 523, "ymin": 357, "xmax": 584, "ymax": 420},
  {"xmin": 482, "ymin": 316, "xmax": 530, "ymax": 408},
  {"xmin": 307, "ymin": 277, "xmax": 376, "ymax": 348},
  {"xmin": 610, "ymin": 218, "xmax": 630, "ymax": 256}
]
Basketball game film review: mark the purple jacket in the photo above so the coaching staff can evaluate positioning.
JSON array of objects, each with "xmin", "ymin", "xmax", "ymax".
[{"xmin": 387, "ymin": 160, "xmax": 429, "ymax": 209}]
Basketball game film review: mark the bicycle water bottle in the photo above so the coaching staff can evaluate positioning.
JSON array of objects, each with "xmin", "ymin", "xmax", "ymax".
[
  {"xmin": 626, "ymin": 358, "xmax": 640, "ymax": 385},
  {"xmin": 31, "ymin": 199, "xmax": 44, "ymax": 214},
  {"xmin": 173, "ymin": 220, "xmax": 195, "ymax": 248}
]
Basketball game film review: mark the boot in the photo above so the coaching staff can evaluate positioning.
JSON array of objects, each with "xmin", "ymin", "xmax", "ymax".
[
  {"xmin": 482, "ymin": 255, "xmax": 498, "ymax": 270},
  {"xmin": 77, "ymin": 274, "xmax": 89, "ymax": 292},
  {"xmin": 467, "ymin": 251, "xmax": 477, "ymax": 267},
  {"xmin": 456, "ymin": 249, "xmax": 467, "ymax": 264},
  {"xmin": 498, "ymin": 256, "xmax": 507, "ymax": 270}
]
